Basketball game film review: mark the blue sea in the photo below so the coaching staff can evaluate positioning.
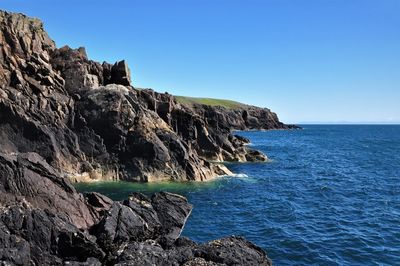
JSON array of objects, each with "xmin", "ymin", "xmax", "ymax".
[{"xmin": 76, "ymin": 125, "xmax": 400, "ymax": 265}]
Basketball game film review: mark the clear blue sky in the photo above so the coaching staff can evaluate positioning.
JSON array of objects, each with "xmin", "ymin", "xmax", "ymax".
[{"xmin": 2, "ymin": 0, "xmax": 399, "ymax": 124}]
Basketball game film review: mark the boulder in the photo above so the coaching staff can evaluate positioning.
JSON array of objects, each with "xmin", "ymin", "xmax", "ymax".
[
  {"xmin": 151, "ymin": 192, "xmax": 193, "ymax": 246},
  {"xmin": 194, "ymin": 236, "xmax": 272, "ymax": 266},
  {"xmin": 93, "ymin": 202, "xmax": 148, "ymax": 251},
  {"xmin": 92, "ymin": 191, "xmax": 192, "ymax": 252},
  {"xmin": 245, "ymin": 149, "xmax": 268, "ymax": 162},
  {"xmin": 123, "ymin": 193, "xmax": 162, "ymax": 235},
  {"xmin": 86, "ymin": 192, "xmax": 114, "ymax": 220},
  {"xmin": 0, "ymin": 205, "xmax": 104, "ymax": 265},
  {"xmin": 110, "ymin": 60, "xmax": 131, "ymax": 86}
]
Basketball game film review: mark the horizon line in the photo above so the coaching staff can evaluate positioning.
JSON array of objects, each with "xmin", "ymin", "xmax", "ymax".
[{"xmin": 288, "ymin": 122, "xmax": 400, "ymax": 125}]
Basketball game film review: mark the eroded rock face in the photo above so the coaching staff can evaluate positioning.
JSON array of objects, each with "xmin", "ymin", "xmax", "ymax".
[
  {"xmin": 0, "ymin": 10, "xmax": 232, "ymax": 182},
  {"xmin": 0, "ymin": 152, "xmax": 272, "ymax": 265},
  {"xmin": 136, "ymin": 89, "xmax": 278, "ymax": 162},
  {"xmin": 0, "ymin": 10, "xmax": 295, "ymax": 183}
]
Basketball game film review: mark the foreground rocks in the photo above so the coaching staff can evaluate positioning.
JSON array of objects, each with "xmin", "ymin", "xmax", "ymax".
[
  {"xmin": 0, "ymin": 152, "xmax": 95, "ymax": 228},
  {"xmin": 0, "ymin": 10, "xmax": 295, "ymax": 183},
  {"xmin": 0, "ymin": 152, "xmax": 272, "ymax": 265}
]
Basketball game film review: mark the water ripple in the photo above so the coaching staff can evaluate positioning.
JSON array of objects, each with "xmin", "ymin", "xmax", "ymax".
[{"xmin": 76, "ymin": 125, "xmax": 400, "ymax": 265}]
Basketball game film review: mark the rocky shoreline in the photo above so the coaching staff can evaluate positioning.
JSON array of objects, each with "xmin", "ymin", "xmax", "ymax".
[
  {"xmin": 0, "ymin": 10, "xmax": 296, "ymax": 183},
  {"xmin": 0, "ymin": 152, "xmax": 271, "ymax": 265},
  {"xmin": 0, "ymin": 10, "xmax": 295, "ymax": 265}
]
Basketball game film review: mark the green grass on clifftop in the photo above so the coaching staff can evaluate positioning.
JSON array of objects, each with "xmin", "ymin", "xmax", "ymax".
[{"xmin": 175, "ymin": 96, "xmax": 243, "ymax": 109}]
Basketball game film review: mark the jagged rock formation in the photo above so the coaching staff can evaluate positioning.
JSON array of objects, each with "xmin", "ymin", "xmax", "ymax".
[
  {"xmin": 0, "ymin": 151, "xmax": 272, "ymax": 265},
  {"xmin": 136, "ymin": 89, "xmax": 297, "ymax": 162},
  {"xmin": 0, "ymin": 10, "xmax": 219, "ymax": 182},
  {"xmin": 0, "ymin": 10, "xmax": 294, "ymax": 183}
]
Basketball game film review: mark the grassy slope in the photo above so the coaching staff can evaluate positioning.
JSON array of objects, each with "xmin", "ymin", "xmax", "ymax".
[{"xmin": 175, "ymin": 96, "xmax": 243, "ymax": 109}]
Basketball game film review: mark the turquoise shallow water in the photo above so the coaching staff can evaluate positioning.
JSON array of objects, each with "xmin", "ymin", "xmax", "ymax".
[{"xmin": 76, "ymin": 125, "xmax": 400, "ymax": 265}]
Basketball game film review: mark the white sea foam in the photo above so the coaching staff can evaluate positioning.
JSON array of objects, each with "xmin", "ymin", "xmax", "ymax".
[{"xmin": 231, "ymin": 173, "xmax": 249, "ymax": 178}]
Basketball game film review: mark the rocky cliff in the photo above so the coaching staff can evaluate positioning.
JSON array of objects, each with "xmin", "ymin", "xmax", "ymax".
[
  {"xmin": 137, "ymin": 90, "xmax": 298, "ymax": 162},
  {"xmin": 0, "ymin": 10, "xmax": 296, "ymax": 265},
  {"xmin": 0, "ymin": 10, "xmax": 294, "ymax": 183}
]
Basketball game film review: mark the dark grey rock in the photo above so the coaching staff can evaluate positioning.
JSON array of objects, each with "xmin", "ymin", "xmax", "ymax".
[
  {"xmin": 196, "ymin": 236, "xmax": 272, "ymax": 266},
  {"xmin": 115, "ymin": 240, "xmax": 170, "ymax": 266},
  {"xmin": 183, "ymin": 258, "xmax": 224, "ymax": 266},
  {"xmin": 86, "ymin": 192, "xmax": 114, "ymax": 220},
  {"xmin": 110, "ymin": 60, "xmax": 131, "ymax": 86},
  {"xmin": 64, "ymin": 257, "xmax": 102, "ymax": 266},
  {"xmin": 0, "ymin": 205, "xmax": 104, "ymax": 265},
  {"xmin": 93, "ymin": 202, "xmax": 147, "ymax": 253},
  {"xmin": 86, "ymin": 192, "xmax": 114, "ymax": 210},
  {"xmin": 245, "ymin": 149, "xmax": 268, "ymax": 162},
  {"xmin": 123, "ymin": 193, "xmax": 162, "ymax": 236},
  {"xmin": 151, "ymin": 192, "xmax": 193, "ymax": 246},
  {"xmin": 0, "ymin": 152, "xmax": 96, "ymax": 229}
]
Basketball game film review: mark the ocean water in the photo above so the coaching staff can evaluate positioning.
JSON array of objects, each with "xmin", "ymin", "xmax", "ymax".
[{"xmin": 76, "ymin": 125, "xmax": 400, "ymax": 265}]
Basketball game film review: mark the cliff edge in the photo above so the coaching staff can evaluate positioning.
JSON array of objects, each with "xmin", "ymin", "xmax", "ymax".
[{"xmin": 0, "ymin": 10, "xmax": 294, "ymax": 183}]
